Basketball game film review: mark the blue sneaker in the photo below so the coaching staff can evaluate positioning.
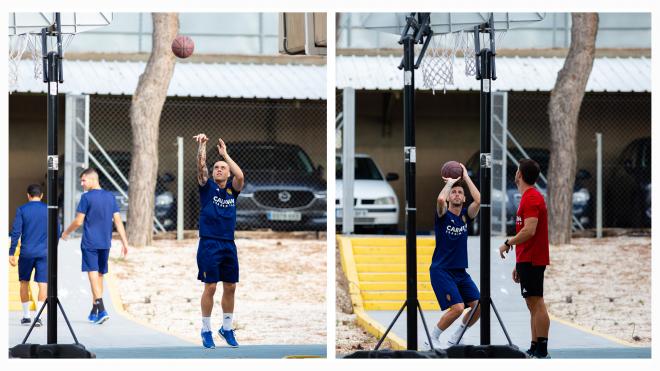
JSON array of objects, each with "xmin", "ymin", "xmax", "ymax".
[
  {"xmin": 218, "ymin": 327, "xmax": 239, "ymax": 347},
  {"xmin": 95, "ymin": 310, "xmax": 110, "ymax": 324},
  {"xmin": 201, "ymin": 330, "xmax": 215, "ymax": 349},
  {"xmin": 87, "ymin": 312, "xmax": 98, "ymax": 323}
]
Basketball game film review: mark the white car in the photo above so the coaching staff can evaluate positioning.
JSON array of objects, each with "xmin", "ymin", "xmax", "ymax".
[{"xmin": 336, "ymin": 154, "xmax": 399, "ymax": 233}]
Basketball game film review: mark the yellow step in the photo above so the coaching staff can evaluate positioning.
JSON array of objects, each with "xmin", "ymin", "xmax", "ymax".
[
  {"xmin": 360, "ymin": 282, "xmax": 434, "ymax": 291},
  {"xmin": 359, "ymin": 272, "xmax": 431, "ymax": 282},
  {"xmin": 8, "ymin": 240, "xmax": 37, "ymax": 312},
  {"xmin": 363, "ymin": 300, "xmax": 440, "ymax": 311},
  {"xmin": 353, "ymin": 246, "xmax": 435, "ymax": 256},
  {"xmin": 356, "ymin": 263, "xmax": 432, "ymax": 273},
  {"xmin": 362, "ymin": 290, "xmax": 437, "ymax": 301},
  {"xmin": 350, "ymin": 238, "xmax": 436, "ymax": 248},
  {"xmin": 354, "ymin": 255, "xmax": 433, "ymax": 264}
]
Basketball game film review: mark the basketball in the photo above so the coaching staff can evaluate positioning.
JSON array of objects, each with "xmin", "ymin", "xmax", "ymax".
[
  {"xmin": 441, "ymin": 161, "xmax": 463, "ymax": 179},
  {"xmin": 172, "ymin": 35, "xmax": 194, "ymax": 58}
]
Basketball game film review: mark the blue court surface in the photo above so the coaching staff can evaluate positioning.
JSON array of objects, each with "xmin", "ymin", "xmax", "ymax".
[{"xmin": 8, "ymin": 239, "xmax": 326, "ymax": 359}]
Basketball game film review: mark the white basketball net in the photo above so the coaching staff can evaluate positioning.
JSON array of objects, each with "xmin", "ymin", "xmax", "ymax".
[
  {"xmin": 420, "ymin": 30, "xmax": 477, "ymax": 94},
  {"xmin": 8, "ymin": 33, "xmax": 75, "ymax": 93}
]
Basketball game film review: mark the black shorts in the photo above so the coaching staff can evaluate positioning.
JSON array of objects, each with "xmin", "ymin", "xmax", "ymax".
[{"xmin": 516, "ymin": 262, "xmax": 546, "ymax": 298}]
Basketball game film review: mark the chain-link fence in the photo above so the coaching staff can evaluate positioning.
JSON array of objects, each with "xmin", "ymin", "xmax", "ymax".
[
  {"xmin": 87, "ymin": 95, "xmax": 327, "ymax": 234},
  {"xmin": 507, "ymin": 92, "xmax": 651, "ymax": 229}
]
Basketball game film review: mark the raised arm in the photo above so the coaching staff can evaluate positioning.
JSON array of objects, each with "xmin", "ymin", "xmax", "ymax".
[
  {"xmin": 436, "ymin": 177, "xmax": 459, "ymax": 218},
  {"xmin": 194, "ymin": 134, "xmax": 209, "ymax": 186},
  {"xmin": 461, "ymin": 163, "xmax": 481, "ymax": 219},
  {"xmin": 217, "ymin": 138, "xmax": 245, "ymax": 191}
]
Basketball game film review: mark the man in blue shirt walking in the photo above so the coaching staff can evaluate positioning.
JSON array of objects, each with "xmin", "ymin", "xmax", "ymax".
[
  {"xmin": 9, "ymin": 184, "xmax": 48, "ymax": 327},
  {"xmin": 194, "ymin": 133, "xmax": 244, "ymax": 349},
  {"xmin": 61, "ymin": 168, "xmax": 129, "ymax": 324},
  {"xmin": 426, "ymin": 163, "xmax": 482, "ymax": 349}
]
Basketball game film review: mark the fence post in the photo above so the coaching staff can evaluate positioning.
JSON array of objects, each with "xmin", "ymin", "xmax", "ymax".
[
  {"xmin": 177, "ymin": 136, "xmax": 184, "ymax": 241},
  {"xmin": 596, "ymin": 132, "xmax": 602, "ymax": 239}
]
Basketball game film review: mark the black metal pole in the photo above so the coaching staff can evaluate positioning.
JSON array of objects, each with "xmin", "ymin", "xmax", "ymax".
[
  {"xmin": 478, "ymin": 47, "xmax": 494, "ymax": 346},
  {"xmin": 402, "ymin": 35, "xmax": 418, "ymax": 351},
  {"xmin": 46, "ymin": 51, "xmax": 59, "ymax": 344}
]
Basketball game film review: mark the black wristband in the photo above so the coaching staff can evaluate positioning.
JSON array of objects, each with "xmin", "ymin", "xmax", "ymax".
[{"xmin": 504, "ymin": 239, "xmax": 511, "ymax": 248}]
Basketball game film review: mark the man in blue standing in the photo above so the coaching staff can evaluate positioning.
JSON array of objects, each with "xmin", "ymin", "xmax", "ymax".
[
  {"xmin": 9, "ymin": 184, "xmax": 48, "ymax": 327},
  {"xmin": 194, "ymin": 133, "xmax": 245, "ymax": 349},
  {"xmin": 61, "ymin": 168, "xmax": 129, "ymax": 324},
  {"xmin": 426, "ymin": 163, "xmax": 482, "ymax": 349}
]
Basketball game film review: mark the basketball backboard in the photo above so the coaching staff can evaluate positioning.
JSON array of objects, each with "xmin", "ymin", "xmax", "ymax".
[
  {"xmin": 278, "ymin": 13, "xmax": 327, "ymax": 56},
  {"xmin": 9, "ymin": 12, "xmax": 113, "ymax": 35},
  {"xmin": 357, "ymin": 12, "xmax": 545, "ymax": 35}
]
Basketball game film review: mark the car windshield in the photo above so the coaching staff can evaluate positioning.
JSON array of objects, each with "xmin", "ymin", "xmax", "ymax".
[
  {"xmin": 336, "ymin": 157, "xmax": 383, "ymax": 180},
  {"xmin": 232, "ymin": 146, "xmax": 315, "ymax": 174}
]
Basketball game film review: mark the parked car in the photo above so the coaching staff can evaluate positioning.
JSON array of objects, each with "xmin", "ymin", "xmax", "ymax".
[
  {"xmin": 336, "ymin": 153, "xmax": 400, "ymax": 233},
  {"xmin": 606, "ymin": 137, "xmax": 651, "ymax": 228},
  {"xmin": 465, "ymin": 147, "xmax": 593, "ymax": 235},
  {"xmin": 91, "ymin": 151, "xmax": 177, "ymax": 231},
  {"xmin": 227, "ymin": 142, "xmax": 327, "ymax": 231}
]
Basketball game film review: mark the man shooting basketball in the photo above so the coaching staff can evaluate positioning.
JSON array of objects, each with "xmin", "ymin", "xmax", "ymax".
[
  {"xmin": 498, "ymin": 158, "xmax": 551, "ymax": 358},
  {"xmin": 194, "ymin": 133, "xmax": 245, "ymax": 349},
  {"xmin": 427, "ymin": 163, "xmax": 481, "ymax": 349}
]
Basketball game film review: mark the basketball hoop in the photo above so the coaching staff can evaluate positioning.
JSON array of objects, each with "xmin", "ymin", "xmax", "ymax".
[
  {"xmin": 420, "ymin": 30, "xmax": 480, "ymax": 94},
  {"xmin": 8, "ymin": 12, "xmax": 110, "ymax": 93}
]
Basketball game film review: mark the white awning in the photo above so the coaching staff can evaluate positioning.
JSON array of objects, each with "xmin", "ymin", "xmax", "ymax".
[
  {"xmin": 11, "ymin": 59, "xmax": 327, "ymax": 100},
  {"xmin": 336, "ymin": 55, "xmax": 650, "ymax": 93}
]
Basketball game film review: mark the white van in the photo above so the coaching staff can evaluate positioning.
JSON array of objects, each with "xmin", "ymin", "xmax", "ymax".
[{"xmin": 336, "ymin": 154, "xmax": 399, "ymax": 233}]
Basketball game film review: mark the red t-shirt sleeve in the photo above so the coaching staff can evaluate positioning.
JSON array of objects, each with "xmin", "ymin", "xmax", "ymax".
[{"xmin": 524, "ymin": 194, "xmax": 540, "ymax": 219}]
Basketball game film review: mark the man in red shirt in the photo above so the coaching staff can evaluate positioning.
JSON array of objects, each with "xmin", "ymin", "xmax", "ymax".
[{"xmin": 498, "ymin": 159, "xmax": 550, "ymax": 358}]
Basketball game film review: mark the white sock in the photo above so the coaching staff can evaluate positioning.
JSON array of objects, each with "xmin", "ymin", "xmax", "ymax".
[
  {"xmin": 37, "ymin": 301, "xmax": 44, "ymax": 317},
  {"xmin": 431, "ymin": 324, "xmax": 443, "ymax": 340},
  {"xmin": 451, "ymin": 322, "xmax": 468, "ymax": 343},
  {"xmin": 22, "ymin": 302, "xmax": 30, "ymax": 319},
  {"xmin": 201, "ymin": 317, "xmax": 212, "ymax": 332},
  {"xmin": 222, "ymin": 313, "xmax": 233, "ymax": 331}
]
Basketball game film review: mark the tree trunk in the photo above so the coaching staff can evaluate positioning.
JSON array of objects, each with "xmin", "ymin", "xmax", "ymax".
[
  {"xmin": 127, "ymin": 13, "xmax": 178, "ymax": 247},
  {"xmin": 547, "ymin": 13, "xmax": 598, "ymax": 245}
]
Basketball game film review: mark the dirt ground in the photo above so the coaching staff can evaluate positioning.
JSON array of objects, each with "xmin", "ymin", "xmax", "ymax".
[
  {"xmin": 335, "ymin": 236, "xmax": 652, "ymax": 355},
  {"xmin": 544, "ymin": 236, "xmax": 651, "ymax": 345},
  {"xmin": 111, "ymin": 231, "xmax": 326, "ymax": 345}
]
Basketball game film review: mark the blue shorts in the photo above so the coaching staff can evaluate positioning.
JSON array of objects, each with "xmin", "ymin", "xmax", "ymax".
[
  {"xmin": 430, "ymin": 268, "xmax": 480, "ymax": 311},
  {"xmin": 81, "ymin": 248, "xmax": 110, "ymax": 274},
  {"xmin": 18, "ymin": 256, "xmax": 48, "ymax": 283},
  {"xmin": 197, "ymin": 238, "xmax": 239, "ymax": 283}
]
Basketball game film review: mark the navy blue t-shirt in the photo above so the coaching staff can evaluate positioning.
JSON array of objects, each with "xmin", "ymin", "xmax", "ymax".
[
  {"xmin": 76, "ymin": 189, "xmax": 120, "ymax": 250},
  {"xmin": 9, "ymin": 201, "xmax": 48, "ymax": 258},
  {"xmin": 199, "ymin": 179, "xmax": 239, "ymax": 241},
  {"xmin": 431, "ymin": 207, "xmax": 470, "ymax": 269}
]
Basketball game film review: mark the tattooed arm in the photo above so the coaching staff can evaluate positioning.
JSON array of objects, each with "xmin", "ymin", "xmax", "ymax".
[
  {"xmin": 217, "ymin": 138, "xmax": 245, "ymax": 192},
  {"xmin": 194, "ymin": 134, "xmax": 209, "ymax": 186}
]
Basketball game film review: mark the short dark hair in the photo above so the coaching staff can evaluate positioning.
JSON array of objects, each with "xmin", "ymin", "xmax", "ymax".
[
  {"xmin": 451, "ymin": 180, "xmax": 466, "ymax": 193},
  {"xmin": 27, "ymin": 184, "xmax": 42, "ymax": 197},
  {"xmin": 518, "ymin": 159, "xmax": 540, "ymax": 185},
  {"xmin": 80, "ymin": 168, "xmax": 98, "ymax": 178}
]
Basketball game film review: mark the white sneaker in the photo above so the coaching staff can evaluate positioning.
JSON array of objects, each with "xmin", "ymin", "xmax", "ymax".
[{"xmin": 423, "ymin": 338, "xmax": 443, "ymax": 350}]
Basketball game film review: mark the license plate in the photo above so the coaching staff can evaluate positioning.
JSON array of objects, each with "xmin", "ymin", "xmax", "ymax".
[
  {"xmin": 335, "ymin": 209, "xmax": 367, "ymax": 217},
  {"xmin": 266, "ymin": 211, "xmax": 302, "ymax": 221}
]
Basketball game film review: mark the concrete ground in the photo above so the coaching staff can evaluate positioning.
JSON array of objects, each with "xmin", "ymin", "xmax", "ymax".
[
  {"xmin": 8, "ymin": 239, "xmax": 326, "ymax": 358},
  {"xmin": 366, "ymin": 237, "xmax": 650, "ymax": 358}
]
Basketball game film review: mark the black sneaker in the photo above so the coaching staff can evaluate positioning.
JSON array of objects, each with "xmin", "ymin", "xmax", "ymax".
[
  {"xmin": 33, "ymin": 318, "xmax": 43, "ymax": 327},
  {"xmin": 532, "ymin": 351, "xmax": 551, "ymax": 359},
  {"xmin": 20, "ymin": 318, "xmax": 31, "ymax": 326}
]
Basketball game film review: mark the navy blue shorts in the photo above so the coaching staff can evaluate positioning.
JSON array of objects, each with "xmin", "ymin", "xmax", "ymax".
[
  {"xmin": 18, "ymin": 256, "xmax": 48, "ymax": 283},
  {"xmin": 197, "ymin": 238, "xmax": 239, "ymax": 283},
  {"xmin": 81, "ymin": 248, "xmax": 110, "ymax": 274},
  {"xmin": 430, "ymin": 268, "xmax": 480, "ymax": 311}
]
